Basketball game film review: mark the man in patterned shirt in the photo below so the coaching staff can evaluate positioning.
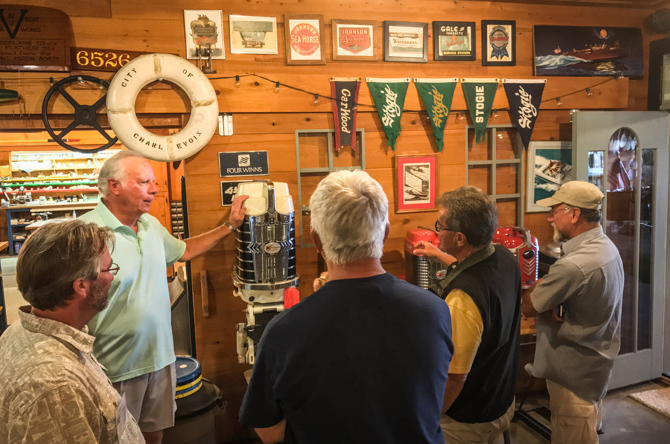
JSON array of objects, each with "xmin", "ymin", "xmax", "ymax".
[{"xmin": 0, "ymin": 220, "xmax": 145, "ymax": 443}]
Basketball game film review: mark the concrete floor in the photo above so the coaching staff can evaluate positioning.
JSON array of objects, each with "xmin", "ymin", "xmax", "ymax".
[{"xmin": 2, "ymin": 257, "xmax": 669, "ymax": 442}]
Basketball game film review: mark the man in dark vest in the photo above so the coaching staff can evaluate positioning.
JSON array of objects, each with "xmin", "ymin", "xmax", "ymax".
[{"xmin": 415, "ymin": 186, "xmax": 521, "ymax": 444}]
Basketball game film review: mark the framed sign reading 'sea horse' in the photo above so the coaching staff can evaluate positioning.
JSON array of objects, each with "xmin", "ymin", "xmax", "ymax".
[{"xmin": 284, "ymin": 14, "xmax": 326, "ymax": 65}]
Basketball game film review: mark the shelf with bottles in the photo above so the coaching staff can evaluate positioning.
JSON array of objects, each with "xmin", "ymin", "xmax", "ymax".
[
  {"xmin": 8, "ymin": 149, "xmax": 121, "ymax": 176},
  {"xmin": 5, "ymin": 187, "xmax": 98, "ymax": 194}
]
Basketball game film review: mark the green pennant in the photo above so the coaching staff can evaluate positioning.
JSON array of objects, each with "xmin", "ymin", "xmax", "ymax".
[
  {"xmin": 462, "ymin": 82, "xmax": 498, "ymax": 144},
  {"xmin": 415, "ymin": 81, "xmax": 457, "ymax": 152},
  {"xmin": 367, "ymin": 80, "xmax": 410, "ymax": 150}
]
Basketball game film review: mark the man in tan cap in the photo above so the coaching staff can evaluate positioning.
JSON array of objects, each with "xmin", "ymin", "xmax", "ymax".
[{"xmin": 522, "ymin": 180, "xmax": 624, "ymax": 444}]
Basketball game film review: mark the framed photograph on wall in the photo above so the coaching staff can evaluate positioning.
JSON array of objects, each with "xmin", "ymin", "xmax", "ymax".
[
  {"xmin": 395, "ymin": 154, "xmax": 438, "ymax": 213},
  {"xmin": 184, "ymin": 10, "xmax": 225, "ymax": 60},
  {"xmin": 284, "ymin": 14, "xmax": 326, "ymax": 65},
  {"xmin": 229, "ymin": 15, "xmax": 278, "ymax": 54},
  {"xmin": 481, "ymin": 20, "xmax": 515, "ymax": 66},
  {"xmin": 332, "ymin": 19, "xmax": 377, "ymax": 61},
  {"xmin": 533, "ymin": 25, "xmax": 643, "ymax": 78},
  {"xmin": 433, "ymin": 21, "xmax": 476, "ymax": 61},
  {"xmin": 384, "ymin": 21, "xmax": 428, "ymax": 63},
  {"xmin": 526, "ymin": 141, "xmax": 573, "ymax": 212}
]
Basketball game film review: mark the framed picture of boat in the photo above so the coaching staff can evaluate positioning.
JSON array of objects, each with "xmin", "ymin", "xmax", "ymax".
[
  {"xmin": 534, "ymin": 26, "xmax": 643, "ymax": 78},
  {"xmin": 395, "ymin": 154, "xmax": 438, "ymax": 213},
  {"xmin": 526, "ymin": 141, "xmax": 573, "ymax": 213}
]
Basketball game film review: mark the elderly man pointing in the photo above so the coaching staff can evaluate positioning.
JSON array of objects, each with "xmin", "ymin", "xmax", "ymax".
[{"xmin": 80, "ymin": 151, "xmax": 248, "ymax": 444}]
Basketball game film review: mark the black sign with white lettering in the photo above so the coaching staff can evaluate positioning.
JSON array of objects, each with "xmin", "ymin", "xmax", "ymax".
[
  {"xmin": 218, "ymin": 151, "xmax": 269, "ymax": 177},
  {"xmin": 330, "ymin": 80, "xmax": 360, "ymax": 152},
  {"xmin": 220, "ymin": 180, "xmax": 251, "ymax": 206}
]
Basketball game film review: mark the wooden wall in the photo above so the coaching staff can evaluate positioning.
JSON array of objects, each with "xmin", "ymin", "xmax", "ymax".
[{"xmin": 0, "ymin": 1, "xmax": 664, "ymax": 442}]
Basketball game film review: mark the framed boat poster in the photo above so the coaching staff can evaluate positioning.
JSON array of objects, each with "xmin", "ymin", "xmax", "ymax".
[
  {"xmin": 482, "ymin": 20, "xmax": 515, "ymax": 66},
  {"xmin": 332, "ymin": 19, "xmax": 377, "ymax": 61},
  {"xmin": 526, "ymin": 141, "xmax": 573, "ymax": 212},
  {"xmin": 284, "ymin": 14, "xmax": 326, "ymax": 65},
  {"xmin": 433, "ymin": 21, "xmax": 476, "ymax": 61},
  {"xmin": 534, "ymin": 25, "xmax": 643, "ymax": 78},
  {"xmin": 384, "ymin": 21, "xmax": 428, "ymax": 63},
  {"xmin": 395, "ymin": 154, "xmax": 438, "ymax": 213},
  {"xmin": 229, "ymin": 15, "xmax": 278, "ymax": 54}
]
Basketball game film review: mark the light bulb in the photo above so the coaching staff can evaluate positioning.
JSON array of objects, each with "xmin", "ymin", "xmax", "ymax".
[
  {"xmin": 234, "ymin": 75, "xmax": 241, "ymax": 88},
  {"xmin": 313, "ymin": 94, "xmax": 319, "ymax": 105},
  {"xmin": 459, "ymin": 111, "xmax": 465, "ymax": 120},
  {"xmin": 586, "ymin": 88, "xmax": 593, "ymax": 97},
  {"xmin": 273, "ymin": 82, "xmax": 280, "ymax": 94},
  {"xmin": 555, "ymin": 97, "xmax": 563, "ymax": 106}
]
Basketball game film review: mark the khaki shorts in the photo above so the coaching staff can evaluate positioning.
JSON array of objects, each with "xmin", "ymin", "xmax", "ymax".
[
  {"xmin": 441, "ymin": 400, "xmax": 514, "ymax": 444},
  {"xmin": 112, "ymin": 363, "xmax": 177, "ymax": 433},
  {"xmin": 546, "ymin": 380, "xmax": 603, "ymax": 444}
]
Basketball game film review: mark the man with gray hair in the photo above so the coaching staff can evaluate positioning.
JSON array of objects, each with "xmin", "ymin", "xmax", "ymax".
[
  {"xmin": 239, "ymin": 170, "xmax": 453, "ymax": 444},
  {"xmin": 522, "ymin": 181, "xmax": 624, "ymax": 444},
  {"xmin": 0, "ymin": 220, "xmax": 145, "ymax": 443},
  {"xmin": 415, "ymin": 186, "xmax": 521, "ymax": 444},
  {"xmin": 80, "ymin": 151, "xmax": 248, "ymax": 444}
]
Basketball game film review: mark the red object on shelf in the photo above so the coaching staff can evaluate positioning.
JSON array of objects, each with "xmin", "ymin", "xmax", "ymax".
[
  {"xmin": 283, "ymin": 287, "xmax": 300, "ymax": 309},
  {"xmin": 492, "ymin": 227, "xmax": 539, "ymax": 289}
]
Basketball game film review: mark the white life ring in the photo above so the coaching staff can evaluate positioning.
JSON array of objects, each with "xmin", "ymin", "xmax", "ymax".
[{"xmin": 106, "ymin": 53, "xmax": 219, "ymax": 162}]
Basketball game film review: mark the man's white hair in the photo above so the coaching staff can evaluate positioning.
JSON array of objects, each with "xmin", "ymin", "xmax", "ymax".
[
  {"xmin": 97, "ymin": 151, "xmax": 146, "ymax": 196},
  {"xmin": 309, "ymin": 170, "xmax": 388, "ymax": 266}
]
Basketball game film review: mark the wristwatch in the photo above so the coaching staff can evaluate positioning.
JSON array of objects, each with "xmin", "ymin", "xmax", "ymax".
[{"xmin": 224, "ymin": 221, "xmax": 239, "ymax": 233}]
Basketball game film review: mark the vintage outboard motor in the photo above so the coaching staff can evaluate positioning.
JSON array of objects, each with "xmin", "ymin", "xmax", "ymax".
[
  {"xmin": 492, "ymin": 227, "xmax": 539, "ymax": 289},
  {"xmin": 404, "ymin": 228, "xmax": 446, "ymax": 289},
  {"xmin": 232, "ymin": 181, "xmax": 299, "ymax": 364}
]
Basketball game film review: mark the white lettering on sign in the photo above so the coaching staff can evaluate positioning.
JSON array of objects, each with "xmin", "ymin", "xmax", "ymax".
[{"xmin": 515, "ymin": 86, "xmax": 537, "ymax": 129}]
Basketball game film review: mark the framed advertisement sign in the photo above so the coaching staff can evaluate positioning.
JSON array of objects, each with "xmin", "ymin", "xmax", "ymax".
[
  {"xmin": 184, "ymin": 10, "xmax": 225, "ymax": 60},
  {"xmin": 395, "ymin": 154, "xmax": 438, "ymax": 213},
  {"xmin": 332, "ymin": 19, "xmax": 377, "ymax": 61},
  {"xmin": 526, "ymin": 141, "xmax": 572, "ymax": 212},
  {"xmin": 384, "ymin": 21, "xmax": 428, "ymax": 63},
  {"xmin": 482, "ymin": 20, "xmax": 515, "ymax": 66},
  {"xmin": 229, "ymin": 15, "xmax": 278, "ymax": 54},
  {"xmin": 219, "ymin": 151, "xmax": 269, "ymax": 177},
  {"xmin": 433, "ymin": 21, "xmax": 476, "ymax": 61},
  {"xmin": 284, "ymin": 14, "xmax": 326, "ymax": 65}
]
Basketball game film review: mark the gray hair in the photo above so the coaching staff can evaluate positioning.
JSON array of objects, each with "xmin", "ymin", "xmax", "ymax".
[
  {"xmin": 17, "ymin": 220, "xmax": 115, "ymax": 311},
  {"xmin": 98, "ymin": 151, "xmax": 146, "ymax": 196},
  {"xmin": 310, "ymin": 170, "xmax": 388, "ymax": 265},
  {"xmin": 564, "ymin": 204, "xmax": 602, "ymax": 223},
  {"xmin": 438, "ymin": 186, "xmax": 498, "ymax": 247}
]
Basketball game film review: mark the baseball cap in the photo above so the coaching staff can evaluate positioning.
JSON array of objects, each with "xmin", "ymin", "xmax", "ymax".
[{"xmin": 536, "ymin": 180, "xmax": 604, "ymax": 210}]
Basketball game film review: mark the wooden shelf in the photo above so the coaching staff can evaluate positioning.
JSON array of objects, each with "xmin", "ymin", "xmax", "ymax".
[
  {"xmin": 12, "ymin": 166, "xmax": 98, "ymax": 172},
  {"xmin": 2, "ymin": 175, "xmax": 94, "ymax": 182}
]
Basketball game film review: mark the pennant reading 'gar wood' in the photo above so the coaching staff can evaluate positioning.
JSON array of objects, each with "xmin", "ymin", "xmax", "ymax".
[{"xmin": 330, "ymin": 78, "xmax": 361, "ymax": 152}]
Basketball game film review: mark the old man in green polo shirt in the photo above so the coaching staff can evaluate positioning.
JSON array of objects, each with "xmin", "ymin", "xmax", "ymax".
[{"xmin": 80, "ymin": 151, "xmax": 248, "ymax": 444}]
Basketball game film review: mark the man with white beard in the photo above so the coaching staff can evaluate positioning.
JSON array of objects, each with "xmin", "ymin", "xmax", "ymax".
[{"xmin": 522, "ymin": 181, "xmax": 624, "ymax": 444}]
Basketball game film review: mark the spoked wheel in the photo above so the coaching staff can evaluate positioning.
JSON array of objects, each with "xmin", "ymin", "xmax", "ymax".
[{"xmin": 41, "ymin": 75, "xmax": 118, "ymax": 153}]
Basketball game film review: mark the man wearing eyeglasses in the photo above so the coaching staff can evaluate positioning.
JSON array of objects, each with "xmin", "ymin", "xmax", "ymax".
[
  {"xmin": 79, "ymin": 151, "xmax": 248, "ymax": 444},
  {"xmin": 414, "ymin": 186, "xmax": 521, "ymax": 444},
  {"xmin": 0, "ymin": 220, "xmax": 146, "ymax": 443},
  {"xmin": 522, "ymin": 181, "xmax": 624, "ymax": 444}
]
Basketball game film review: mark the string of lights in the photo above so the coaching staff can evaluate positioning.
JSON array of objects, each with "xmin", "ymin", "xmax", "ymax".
[{"xmin": 0, "ymin": 72, "xmax": 622, "ymax": 114}]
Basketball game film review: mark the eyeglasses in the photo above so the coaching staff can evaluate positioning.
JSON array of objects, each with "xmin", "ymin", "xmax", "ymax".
[
  {"xmin": 435, "ymin": 220, "xmax": 455, "ymax": 233},
  {"xmin": 549, "ymin": 205, "xmax": 572, "ymax": 217},
  {"xmin": 101, "ymin": 263, "xmax": 120, "ymax": 276}
]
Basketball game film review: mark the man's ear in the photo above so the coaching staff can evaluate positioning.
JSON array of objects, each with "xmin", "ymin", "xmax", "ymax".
[
  {"xmin": 383, "ymin": 222, "xmax": 390, "ymax": 244},
  {"xmin": 455, "ymin": 232, "xmax": 468, "ymax": 247},
  {"xmin": 71, "ymin": 277, "xmax": 89, "ymax": 302},
  {"xmin": 570, "ymin": 207, "xmax": 582, "ymax": 224},
  {"xmin": 311, "ymin": 230, "xmax": 323, "ymax": 254},
  {"xmin": 107, "ymin": 178, "xmax": 122, "ymax": 196}
]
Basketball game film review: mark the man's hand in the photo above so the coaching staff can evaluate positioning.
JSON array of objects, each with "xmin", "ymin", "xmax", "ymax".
[
  {"xmin": 521, "ymin": 278, "xmax": 542, "ymax": 318},
  {"xmin": 229, "ymin": 195, "xmax": 249, "ymax": 229},
  {"xmin": 413, "ymin": 241, "xmax": 456, "ymax": 267},
  {"xmin": 313, "ymin": 272, "xmax": 328, "ymax": 292},
  {"xmin": 542, "ymin": 309, "xmax": 564, "ymax": 323}
]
